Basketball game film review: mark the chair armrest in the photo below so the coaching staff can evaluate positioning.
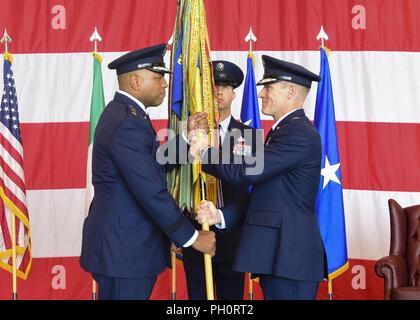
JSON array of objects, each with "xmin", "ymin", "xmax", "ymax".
[{"xmin": 375, "ymin": 255, "xmax": 408, "ymax": 300}]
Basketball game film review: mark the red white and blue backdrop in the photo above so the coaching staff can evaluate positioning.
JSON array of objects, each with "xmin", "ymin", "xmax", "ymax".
[{"xmin": 0, "ymin": 0, "xmax": 419, "ymax": 300}]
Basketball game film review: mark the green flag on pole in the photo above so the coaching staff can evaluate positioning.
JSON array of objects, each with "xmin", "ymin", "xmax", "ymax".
[
  {"xmin": 85, "ymin": 52, "xmax": 105, "ymax": 214},
  {"xmin": 89, "ymin": 52, "xmax": 105, "ymax": 145}
]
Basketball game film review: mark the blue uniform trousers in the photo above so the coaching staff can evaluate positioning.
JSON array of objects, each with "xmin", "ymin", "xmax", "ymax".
[
  {"xmin": 260, "ymin": 275, "xmax": 319, "ymax": 300},
  {"xmin": 93, "ymin": 274, "xmax": 157, "ymax": 300},
  {"xmin": 183, "ymin": 258, "xmax": 245, "ymax": 300}
]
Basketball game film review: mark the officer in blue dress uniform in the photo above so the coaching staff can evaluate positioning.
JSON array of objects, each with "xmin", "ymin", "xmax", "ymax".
[
  {"xmin": 182, "ymin": 60, "xmax": 257, "ymax": 300},
  {"xmin": 193, "ymin": 55, "xmax": 328, "ymax": 300},
  {"xmin": 80, "ymin": 44, "xmax": 216, "ymax": 300}
]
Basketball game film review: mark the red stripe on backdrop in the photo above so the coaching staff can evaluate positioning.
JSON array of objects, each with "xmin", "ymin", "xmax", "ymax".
[
  {"xmin": 336, "ymin": 121, "xmax": 420, "ymax": 192},
  {"xmin": 0, "ymin": 257, "xmax": 92, "ymax": 300},
  {"xmin": 259, "ymin": 120, "xmax": 420, "ymax": 192},
  {"xmin": 0, "ymin": 257, "xmax": 382, "ymax": 299},
  {"xmin": 20, "ymin": 122, "xmax": 89, "ymax": 190},
  {"xmin": 1, "ymin": 0, "xmax": 420, "ymax": 53},
  {"xmin": 317, "ymin": 259, "xmax": 384, "ymax": 300},
  {"xmin": 18, "ymin": 120, "xmax": 420, "ymax": 192}
]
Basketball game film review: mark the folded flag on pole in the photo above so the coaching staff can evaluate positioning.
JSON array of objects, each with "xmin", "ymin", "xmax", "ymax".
[
  {"xmin": 167, "ymin": 0, "xmax": 217, "ymax": 212},
  {"xmin": 314, "ymin": 47, "xmax": 349, "ymax": 279},
  {"xmin": 85, "ymin": 52, "xmax": 105, "ymax": 216},
  {"xmin": 240, "ymin": 52, "xmax": 261, "ymax": 129},
  {"xmin": 240, "ymin": 52, "xmax": 261, "ymax": 196},
  {"xmin": 171, "ymin": 29, "xmax": 183, "ymax": 119},
  {"xmin": 0, "ymin": 53, "xmax": 32, "ymax": 279}
]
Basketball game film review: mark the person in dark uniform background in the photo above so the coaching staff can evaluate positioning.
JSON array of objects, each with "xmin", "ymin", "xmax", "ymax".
[
  {"xmin": 80, "ymin": 44, "xmax": 216, "ymax": 300},
  {"xmin": 182, "ymin": 60, "xmax": 257, "ymax": 300},
  {"xmin": 193, "ymin": 55, "xmax": 327, "ymax": 300}
]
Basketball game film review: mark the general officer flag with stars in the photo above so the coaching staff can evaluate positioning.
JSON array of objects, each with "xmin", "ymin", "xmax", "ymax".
[{"xmin": 314, "ymin": 47, "xmax": 349, "ymax": 279}]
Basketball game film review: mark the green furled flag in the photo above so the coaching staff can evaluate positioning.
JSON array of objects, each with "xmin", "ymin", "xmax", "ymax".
[
  {"xmin": 167, "ymin": 0, "xmax": 218, "ymax": 213},
  {"xmin": 167, "ymin": 0, "xmax": 192, "ymax": 212},
  {"xmin": 85, "ymin": 52, "xmax": 105, "ymax": 215}
]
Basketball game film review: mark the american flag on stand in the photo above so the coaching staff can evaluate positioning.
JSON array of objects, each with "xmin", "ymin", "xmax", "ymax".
[{"xmin": 0, "ymin": 54, "xmax": 31, "ymax": 279}]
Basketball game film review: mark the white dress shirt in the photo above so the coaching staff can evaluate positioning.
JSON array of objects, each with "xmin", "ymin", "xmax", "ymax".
[{"xmin": 218, "ymin": 115, "xmax": 232, "ymax": 144}]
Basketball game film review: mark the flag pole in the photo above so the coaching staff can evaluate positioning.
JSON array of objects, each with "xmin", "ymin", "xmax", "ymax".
[
  {"xmin": 248, "ymin": 273, "xmax": 253, "ymax": 300},
  {"xmin": 245, "ymin": 27, "xmax": 257, "ymax": 57},
  {"xmin": 244, "ymin": 27, "xmax": 257, "ymax": 300},
  {"xmin": 316, "ymin": 25, "xmax": 329, "ymax": 52},
  {"xmin": 316, "ymin": 25, "xmax": 335, "ymax": 301},
  {"xmin": 1, "ymin": 29, "xmax": 11, "ymax": 56},
  {"xmin": 166, "ymin": 30, "xmax": 178, "ymax": 301},
  {"xmin": 195, "ymin": 0, "xmax": 215, "ymax": 300},
  {"xmin": 11, "ymin": 214, "xmax": 17, "ymax": 300},
  {"xmin": 328, "ymin": 279, "xmax": 333, "ymax": 300},
  {"xmin": 89, "ymin": 27, "xmax": 103, "ymax": 301},
  {"xmin": 200, "ymin": 173, "xmax": 214, "ymax": 300},
  {"xmin": 171, "ymin": 249, "xmax": 177, "ymax": 300},
  {"xmin": 2, "ymin": 29, "xmax": 17, "ymax": 301},
  {"xmin": 179, "ymin": 0, "xmax": 215, "ymax": 300}
]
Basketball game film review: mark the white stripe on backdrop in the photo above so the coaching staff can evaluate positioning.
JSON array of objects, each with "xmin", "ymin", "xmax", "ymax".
[
  {"xmin": 1, "ymin": 50, "xmax": 420, "ymax": 283},
  {"xmin": 1, "ymin": 51, "xmax": 420, "ymax": 123},
  {"xmin": 26, "ymin": 187, "xmax": 420, "ymax": 260}
]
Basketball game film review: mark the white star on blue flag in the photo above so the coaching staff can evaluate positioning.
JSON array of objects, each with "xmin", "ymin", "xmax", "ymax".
[{"xmin": 314, "ymin": 47, "xmax": 348, "ymax": 279}]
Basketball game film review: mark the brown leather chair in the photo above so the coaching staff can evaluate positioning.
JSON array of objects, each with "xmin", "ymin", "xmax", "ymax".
[{"xmin": 375, "ymin": 199, "xmax": 420, "ymax": 300}]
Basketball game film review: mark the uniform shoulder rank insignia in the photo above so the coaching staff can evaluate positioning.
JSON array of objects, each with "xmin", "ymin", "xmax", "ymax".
[
  {"xmin": 129, "ymin": 105, "xmax": 138, "ymax": 117},
  {"xmin": 292, "ymin": 116, "xmax": 300, "ymax": 120}
]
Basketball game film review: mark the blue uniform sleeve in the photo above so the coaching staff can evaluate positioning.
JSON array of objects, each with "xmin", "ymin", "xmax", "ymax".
[
  {"xmin": 203, "ymin": 124, "xmax": 312, "ymax": 186},
  {"xmin": 109, "ymin": 118, "xmax": 196, "ymax": 247},
  {"xmin": 158, "ymin": 134, "xmax": 189, "ymax": 173},
  {"xmin": 221, "ymin": 194, "xmax": 250, "ymax": 229}
]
